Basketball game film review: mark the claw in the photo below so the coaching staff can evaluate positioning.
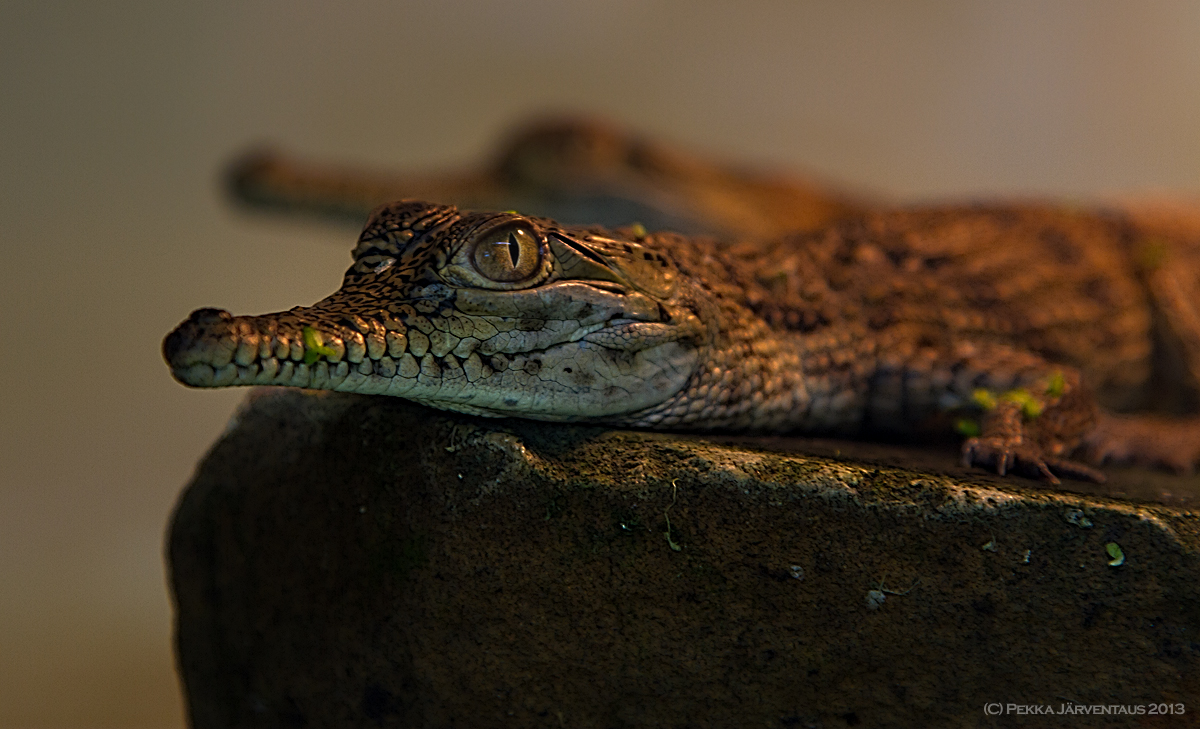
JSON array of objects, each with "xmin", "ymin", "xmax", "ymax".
[
  {"xmin": 997, "ymin": 450, "xmax": 1013, "ymax": 477},
  {"xmin": 962, "ymin": 436, "xmax": 1103, "ymax": 485},
  {"xmin": 1044, "ymin": 458, "xmax": 1106, "ymax": 484},
  {"xmin": 961, "ymin": 439, "xmax": 977, "ymax": 469},
  {"xmin": 1035, "ymin": 461, "xmax": 1060, "ymax": 485}
]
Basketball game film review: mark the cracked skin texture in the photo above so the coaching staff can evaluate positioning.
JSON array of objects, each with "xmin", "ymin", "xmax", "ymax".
[{"xmin": 164, "ymin": 199, "xmax": 1200, "ymax": 484}]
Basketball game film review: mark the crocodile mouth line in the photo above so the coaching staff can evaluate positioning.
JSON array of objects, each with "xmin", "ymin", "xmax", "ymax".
[{"xmin": 165, "ymin": 308, "xmax": 632, "ymax": 395}]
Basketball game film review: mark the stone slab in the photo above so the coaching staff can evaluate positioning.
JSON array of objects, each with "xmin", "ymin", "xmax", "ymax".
[{"xmin": 169, "ymin": 388, "xmax": 1200, "ymax": 728}]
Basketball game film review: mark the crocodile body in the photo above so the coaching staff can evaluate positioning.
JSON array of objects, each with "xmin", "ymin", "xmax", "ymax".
[
  {"xmin": 165, "ymin": 199, "xmax": 1200, "ymax": 482},
  {"xmin": 229, "ymin": 117, "xmax": 866, "ymax": 237}
]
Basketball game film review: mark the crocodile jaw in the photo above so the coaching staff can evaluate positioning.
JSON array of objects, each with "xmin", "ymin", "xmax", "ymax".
[{"xmin": 163, "ymin": 306, "xmax": 700, "ymax": 422}]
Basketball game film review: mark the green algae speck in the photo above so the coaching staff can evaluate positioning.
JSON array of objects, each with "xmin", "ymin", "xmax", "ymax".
[
  {"xmin": 1045, "ymin": 371, "xmax": 1066, "ymax": 398},
  {"xmin": 1105, "ymin": 542, "xmax": 1125, "ymax": 567},
  {"xmin": 972, "ymin": 388, "xmax": 997, "ymax": 411},
  {"xmin": 973, "ymin": 387, "xmax": 1046, "ymax": 419},
  {"xmin": 954, "ymin": 418, "xmax": 981, "ymax": 438},
  {"xmin": 1001, "ymin": 388, "xmax": 1044, "ymax": 419},
  {"xmin": 302, "ymin": 326, "xmax": 338, "ymax": 365}
]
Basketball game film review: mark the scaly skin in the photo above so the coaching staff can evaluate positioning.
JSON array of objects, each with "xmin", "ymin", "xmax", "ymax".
[{"xmin": 164, "ymin": 200, "xmax": 1200, "ymax": 483}]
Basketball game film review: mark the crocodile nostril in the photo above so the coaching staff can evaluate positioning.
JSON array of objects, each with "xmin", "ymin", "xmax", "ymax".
[
  {"xmin": 189, "ymin": 307, "xmax": 233, "ymax": 324},
  {"xmin": 164, "ymin": 309, "xmax": 235, "ymax": 365}
]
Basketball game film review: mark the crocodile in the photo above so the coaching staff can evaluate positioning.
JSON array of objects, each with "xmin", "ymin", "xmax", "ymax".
[
  {"xmin": 228, "ymin": 116, "xmax": 867, "ymax": 238},
  {"xmin": 165, "ymin": 199, "xmax": 1200, "ymax": 484}
]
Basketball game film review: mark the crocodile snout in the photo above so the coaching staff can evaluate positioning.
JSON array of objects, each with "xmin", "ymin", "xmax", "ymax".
[{"xmin": 162, "ymin": 308, "xmax": 235, "ymax": 369}]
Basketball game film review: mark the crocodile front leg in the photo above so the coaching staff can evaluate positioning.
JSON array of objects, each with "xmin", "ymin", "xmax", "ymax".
[{"xmin": 962, "ymin": 395, "xmax": 1107, "ymax": 484}]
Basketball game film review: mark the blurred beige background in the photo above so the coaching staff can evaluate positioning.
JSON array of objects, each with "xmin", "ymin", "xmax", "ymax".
[{"xmin": 1, "ymin": 1, "xmax": 1198, "ymax": 726}]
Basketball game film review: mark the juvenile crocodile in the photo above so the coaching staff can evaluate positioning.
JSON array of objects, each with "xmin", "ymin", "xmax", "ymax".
[
  {"xmin": 229, "ymin": 116, "xmax": 866, "ymax": 237},
  {"xmin": 165, "ymin": 200, "xmax": 1200, "ymax": 483}
]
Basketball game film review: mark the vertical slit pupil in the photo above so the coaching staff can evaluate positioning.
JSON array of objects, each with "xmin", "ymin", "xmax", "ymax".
[{"xmin": 507, "ymin": 232, "xmax": 521, "ymax": 267}]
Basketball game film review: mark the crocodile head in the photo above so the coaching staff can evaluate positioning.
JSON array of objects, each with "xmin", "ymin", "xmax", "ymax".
[{"xmin": 164, "ymin": 201, "xmax": 710, "ymax": 421}]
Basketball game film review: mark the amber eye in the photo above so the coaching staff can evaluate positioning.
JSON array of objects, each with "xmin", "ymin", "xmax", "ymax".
[{"xmin": 471, "ymin": 225, "xmax": 541, "ymax": 282}]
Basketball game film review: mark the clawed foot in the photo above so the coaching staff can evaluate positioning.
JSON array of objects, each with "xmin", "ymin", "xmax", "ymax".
[{"xmin": 962, "ymin": 436, "xmax": 1107, "ymax": 485}]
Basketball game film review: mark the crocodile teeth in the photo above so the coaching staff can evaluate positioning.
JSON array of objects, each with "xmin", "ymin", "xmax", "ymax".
[
  {"xmin": 213, "ymin": 363, "xmax": 238, "ymax": 386},
  {"xmin": 290, "ymin": 363, "xmax": 310, "ymax": 387},
  {"xmin": 235, "ymin": 364, "xmax": 259, "ymax": 384},
  {"xmin": 209, "ymin": 339, "xmax": 236, "ymax": 368},
  {"xmin": 234, "ymin": 337, "xmax": 259, "ymax": 366},
  {"xmin": 180, "ymin": 363, "xmax": 214, "ymax": 386},
  {"xmin": 342, "ymin": 333, "xmax": 364, "ymax": 363},
  {"xmin": 386, "ymin": 331, "xmax": 408, "ymax": 358},
  {"xmin": 258, "ymin": 357, "xmax": 280, "ymax": 382},
  {"xmin": 366, "ymin": 332, "xmax": 386, "ymax": 360},
  {"xmin": 309, "ymin": 361, "xmax": 327, "ymax": 389},
  {"xmin": 327, "ymin": 336, "xmax": 347, "ymax": 363}
]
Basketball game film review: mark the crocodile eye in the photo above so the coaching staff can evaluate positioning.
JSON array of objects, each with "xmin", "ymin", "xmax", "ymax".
[{"xmin": 471, "ymin": 225, "xmax": 541, "ymax": 282}]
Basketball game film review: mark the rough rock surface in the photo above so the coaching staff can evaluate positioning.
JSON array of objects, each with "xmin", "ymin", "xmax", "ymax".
[{"xmin": 170, "ymin": 388, "xmax": 1200, "ymax": 728}]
